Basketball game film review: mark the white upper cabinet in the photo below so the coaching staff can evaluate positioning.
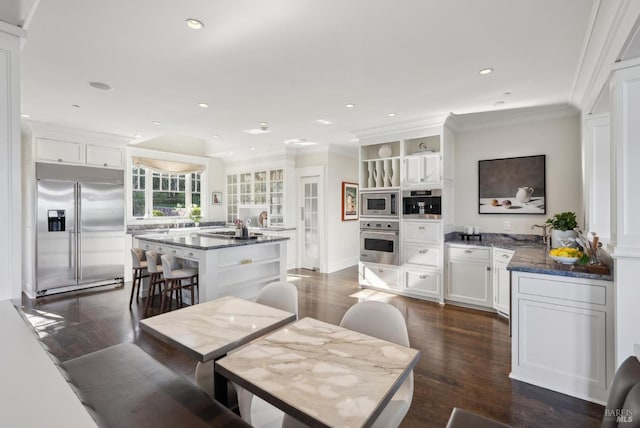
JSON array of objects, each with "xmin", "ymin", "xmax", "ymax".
[
  {"xmin": 36, "ymin": 137, "xmax": 124, "ymax": 170},
  {"xmin": 36, "ymin": 138, "xmax": 85, "ymax": 164},
  {"xmin": 403, "ymin": 153, "xmax": 441, "ymax": 187}
]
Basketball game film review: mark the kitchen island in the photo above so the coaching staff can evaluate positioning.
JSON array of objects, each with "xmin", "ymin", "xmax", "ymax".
[{"xmin": 135, "ymin": 230, "xmax": 289, "ymax": 301}]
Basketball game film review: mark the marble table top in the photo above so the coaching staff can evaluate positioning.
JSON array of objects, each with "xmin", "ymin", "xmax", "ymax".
[
  {"xmin": 139, "ymin": 296, "xmax": 296, "ymax": 362},
  {"xmin": 216, "ymin": 317, "xmax": 420, "ymax": 428}
]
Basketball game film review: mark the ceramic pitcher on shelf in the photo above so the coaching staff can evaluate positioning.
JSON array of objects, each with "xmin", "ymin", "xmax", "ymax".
[{"xmin": 515, "ymin": 186, "xmax": 534, "ymax": 203}]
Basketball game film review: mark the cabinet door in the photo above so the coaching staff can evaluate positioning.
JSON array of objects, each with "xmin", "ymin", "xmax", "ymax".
[
  {"xmin": 404, "ymin": 245, "xmax": 440, "ymax": 268},
  {"xmin": 36, "ymin": 138, "xmax": 85, "ymax": 164},
  {"xmin": 494, "ymin": 262, "xmax": 510, "ymax": 315},
  {"xmin": 403, "ymin": 156, "xmax": 422, "ymax": 185},
  {"xmin": 239, "ymin": 172, "xmax": 253, "ymax": 204},
  {"xmin": 404, "ymin": 221, "xmax": 441, "ymax": 244},
  {"xmin": 446, "ymin": 260, "xmax": 491, "ymax": 307},
  {"xmin": 404, "ymin": 269, "xmax": 441, "ymax": 298},
  {"xmin": 226, "ymin": 174, "xmax": 239, "ymax": 223},
  {"xmin": 269, "ymin": 169, "xmax": 284, "ymax": 226},
  {"xmin": 423, "ymin": 153, "xmax": 441, "ymax": 184},
  {"xmin": 86, "ymin": 145, "xmax": 124, "ymax": 169},
  {"xmin": 360, "ymin": 263, "xmax": 400, "ymax": 290},
  {"xmin": 253, "ymin": 171, "xmax": 268, "ymax": 204}
]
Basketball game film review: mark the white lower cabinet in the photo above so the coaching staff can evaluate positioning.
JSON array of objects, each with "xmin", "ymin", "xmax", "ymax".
[
  {"xmin": 493, "ymin": 249, "xmax": 513, "ymax": 316},
  {"xmin": 359, "ymin": 262, "xmax": 401, "ymax": 290},
  {"xmin": 510, "ymin": 271, "xmax": 614, "ymax": 404},
  {"xmin": 403, "ymin": 268, "xmax": 441, "ymax": 299},
  {"xmin": 445, "ymin": 245, "xmax": 492, "ymax": 308}
]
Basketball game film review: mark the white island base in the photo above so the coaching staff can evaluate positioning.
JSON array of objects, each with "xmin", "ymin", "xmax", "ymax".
[{"xmin": 136, "ymin": 233, "xmax": 288, "ymax": 302}]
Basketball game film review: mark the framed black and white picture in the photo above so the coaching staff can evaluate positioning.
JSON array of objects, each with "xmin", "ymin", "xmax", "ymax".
[{"xmin": 478, "ymin": 155, "xmax": 546, "ymax": 214}]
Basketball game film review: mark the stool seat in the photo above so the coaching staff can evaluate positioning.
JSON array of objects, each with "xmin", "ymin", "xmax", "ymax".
[{"xmin": 160, "ymin": 254, "xmax": 199, "ymax": 313}]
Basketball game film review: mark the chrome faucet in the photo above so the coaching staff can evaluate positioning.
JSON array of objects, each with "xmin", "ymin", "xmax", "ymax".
[{"xmin": 531, "ymin": 224, "xmax": 550, "ymax": 245}]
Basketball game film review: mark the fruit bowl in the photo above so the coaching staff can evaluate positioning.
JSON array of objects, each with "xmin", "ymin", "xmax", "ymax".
[{"xmin": 549, "ymin": 254, "xmax": 580, "ymax": 265}]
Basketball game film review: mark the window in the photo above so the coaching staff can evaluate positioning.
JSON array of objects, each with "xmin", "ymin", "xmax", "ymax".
[{"xmin": 131, "ymin": 166, "xmax": 203, "ymax": 218}]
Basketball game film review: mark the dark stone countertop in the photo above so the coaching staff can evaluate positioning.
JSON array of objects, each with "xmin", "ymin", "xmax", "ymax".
[
  {"xmin": 445, "ymin": 233, "xmax": 613, "ymax": 282},
  {"xmin": 134, "ymin": 230, "xmax": 290, "ymax": 250}
]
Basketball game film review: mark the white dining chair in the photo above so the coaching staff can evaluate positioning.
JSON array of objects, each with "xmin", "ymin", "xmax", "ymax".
[
  {"xmin": 282, "ymin": 300, "xmax": 414, "ymax": 428},
  {"xmin": 194, "ymin": 281, "xmax": 299, "ymax": 427}
]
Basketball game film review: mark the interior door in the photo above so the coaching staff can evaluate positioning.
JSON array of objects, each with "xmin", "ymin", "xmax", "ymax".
[
  {"xmin": 79, "ymin": 182, "xmax": 125, "ymax": 283},
  {"xmin": 299, "ymin": 176, "xmax": 321, "ymax": 271},
  {"xmin": 36, "ymin": 180, "xmax": 77, "ymax": 290}
]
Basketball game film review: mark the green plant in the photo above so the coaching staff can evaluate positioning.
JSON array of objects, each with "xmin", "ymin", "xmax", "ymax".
[
  {"xmin": 152, "ymin": 209, "xmax": 164, "ymax": 217},
  {"xmin": 545, "ymin": 211, "xmax": 577, "ymax": 231},
  {"xmin": 189, "ymin": 204, "xmax": 201, "ymax": 223}
]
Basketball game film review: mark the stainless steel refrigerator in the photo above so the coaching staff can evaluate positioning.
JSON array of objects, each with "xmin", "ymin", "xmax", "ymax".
[{"xmin": 36, "ymin": 163, "xmax": 125, "ymax": 296}]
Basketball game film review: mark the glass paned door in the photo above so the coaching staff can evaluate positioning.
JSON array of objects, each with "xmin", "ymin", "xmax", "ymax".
[
  {"xmin": 227, "ymin": 174, "xmax": 238, "ymax": 223},
  {"xmin": 300, "ymin": 176, "xmax": 320, "ymax": 270},
  {"xmin": 269, "ymin": 169, "xmax": 284, "ymax": 226}
]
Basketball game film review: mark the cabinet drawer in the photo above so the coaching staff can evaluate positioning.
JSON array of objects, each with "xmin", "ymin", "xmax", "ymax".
[
  {"xmin": 448, "ymin": 246, "xmax": 491, "ymax": 262},
  {"xmin": 360, "ymin": 264, "xmax": 400, "ymax": 290},
  {"xmin": 404, "ymin": 269, "xmax": 441, "ymax": 297},
  {"xmin": 516, "ymin": 275, "xmax": 607, "ymax": 306},
  {"xmin": 404, "ymin": 221, "xmax": 441, "ymax": 244},
  {"xmin": 138, "ymin": 241, "xmax": 154, "ymax": 252},
  {"xmin": 404, "ymin": 245, "xmax": 440, "ymax": 268}
]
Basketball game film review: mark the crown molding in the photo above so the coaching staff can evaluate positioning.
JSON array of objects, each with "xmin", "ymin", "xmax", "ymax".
[
  {"xmin": 0, "ymin": 20, "xmax": 27, "ymax": 38},
  {"xmin": 22, "ymin": 119, "xmax": 131, "ymax": 146},
  {"xmin": 352, "ymin": 114, "xmax": 448, "ymax": 140},
  {"xmin": 451, "ymin": 104, "xmax": 579, "ymax": 133}
]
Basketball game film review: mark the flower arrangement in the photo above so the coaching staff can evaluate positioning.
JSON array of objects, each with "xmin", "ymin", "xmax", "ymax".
[{"xmin": 189, "ymin": 204, "xmax": 201, "ymax": 223}]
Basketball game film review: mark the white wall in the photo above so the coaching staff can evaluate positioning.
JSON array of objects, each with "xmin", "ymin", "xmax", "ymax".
[
  {"xmin": 326, "ymin": 151, "xmax": 359, "ymax": 273},
  {"xmin": 454, "ymin": 114, "xmax": 582, "ymax": 235}
]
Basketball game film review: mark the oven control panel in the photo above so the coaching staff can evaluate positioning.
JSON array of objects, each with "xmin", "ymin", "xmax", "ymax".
[{"xmin": 360, "ymin": 221, "xmax": 399, "ymax": 231}]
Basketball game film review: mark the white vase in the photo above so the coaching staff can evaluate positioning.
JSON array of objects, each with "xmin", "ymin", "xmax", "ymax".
[{"xmin": 550, "ymin": 229, "xmax": 578, "ymax": 248}]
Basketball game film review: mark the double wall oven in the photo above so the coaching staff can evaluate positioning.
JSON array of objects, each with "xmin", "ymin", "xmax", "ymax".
[{"xmin": 360, "ymin": 220, "xmax": 399, "ymax": 265}]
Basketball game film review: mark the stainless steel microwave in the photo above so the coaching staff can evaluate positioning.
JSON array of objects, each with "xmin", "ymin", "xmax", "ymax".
[{"xmin": 360, "ymin": 191, "xmax": 399, "ymax": 218}]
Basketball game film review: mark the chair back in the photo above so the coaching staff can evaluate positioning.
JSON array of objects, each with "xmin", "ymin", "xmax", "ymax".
[
  {"xmin": 340, "ymin": 301, "xmax": 409, "ymax": 347},
  {"xmin": 602, "ymin": 356, "xmax": 640, "ymax": 428},
  {"xmin": 131, "ymin": 248, "xmax": 146, "ymax": 268},
  {"xmin": 256, "ymin": 281, "xmax": 298, "ymax": 317},
  {"xmin": 160, "ymin": 254, "xmax": 180, "ymax": 278},
  {"xmin": 145, "ymin": 251, "xmax": 161, "ymax": 274}
]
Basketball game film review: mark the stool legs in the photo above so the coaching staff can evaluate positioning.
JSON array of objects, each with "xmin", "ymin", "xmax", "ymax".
[
  {"xmin": 159, "ymin": 275, "xmax": 199, "ymax": 313},
  {"xmin": 144, "ymin": 272, "xmax": 163, "ymax": 316},
  {"xmin": 130, "ymin": 267, "xmax": 146, "ymax": 307}
]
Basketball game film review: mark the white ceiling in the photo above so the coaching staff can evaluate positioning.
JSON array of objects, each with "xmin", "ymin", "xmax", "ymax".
[{"xmin": 19, "ymin": 0, "xmax": 596, "ymax": 158}]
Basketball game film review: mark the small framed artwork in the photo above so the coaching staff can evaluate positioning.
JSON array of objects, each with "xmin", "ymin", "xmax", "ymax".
[
  {"xmin": 342, "ymin": 182, "xmax": 359, "ymax": 221},
  {"xmin": 478, "ymin": 154, "xmax": 546, "ymax": 214},
  {"xmin": 211, "ymin": 191, "xmax": 222, "ymax": 205}
]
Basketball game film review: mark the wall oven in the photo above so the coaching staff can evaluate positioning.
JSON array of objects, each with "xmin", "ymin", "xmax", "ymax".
[
  {"xmin": 360, "ymin": 191, "xmax": 399, "ymax": 218},
  {"xmin": 360, "ymin": 220, "xmax": 399, "ymax": 265},
  {"xmin": 402, "ymin": 189, "xmax": 442, "ymax": 219}
]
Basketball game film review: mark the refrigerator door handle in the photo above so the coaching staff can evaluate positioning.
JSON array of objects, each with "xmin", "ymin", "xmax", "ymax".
[{"xmin": 77, "ymin": 183, "xmax": 82, "ymax": 282}]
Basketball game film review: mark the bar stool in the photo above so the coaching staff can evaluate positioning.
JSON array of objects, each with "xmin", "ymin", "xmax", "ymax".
[
  {"xmin": 130, "ymin": 248, "xmax": 148, "ymax": 307},
  {"xmin": 160, "ymin": 254, "xmax": 199, "ymax": 313},
  {"xmin": 143, "ymin": 251, "xmax": 164, "ymax": 316}
]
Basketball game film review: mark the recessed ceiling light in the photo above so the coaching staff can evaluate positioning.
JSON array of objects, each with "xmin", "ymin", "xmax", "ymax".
[
  {"xmin": 251, "ymin": 147, "xmax": 256, "ymax": 151},
  {"xmin": 504, "ymin": 92, "xmax": 511, "ymax": 96},
  {"xmin": 228, "ymin": 151, "xmax": 233, "ymax": 155},
  {"xmin": 152, "ymin": 121, "xmax": 161, "ymax": 125},
  {"xmin": 479, "ymin": 68, "xmax": 494, "ymax": 75},
  {"xmin": 351, "ymin": 138, "xmax": 359, "ymax": 143},
  {"xmin": 134, "ymin": 134, "xmax": 142, "ymax": 139},
  {"xmin": 244, "ymin": 128, "xmax": 270, "ymax": 135},
  {"xmin": 388, "ymin": 112, "xmax": 396, "ymax": 117},
  {"xmin": 198, "ymin": 102, "xmax": 209, "ymax": 108},
  {"xmin": 317, "ymin": 119, "xmax": 332, "ymax": 125},
  {"xmin": 345, "ymin": 103, "xmax": 355, "ymax": 108},
  {"xmin": 89, "ymin": 81, "xmax": 113, "ymax": 91},
  {"xmin": 20, "ymin": 114, "xmax": 30, "ymax": 118},
  {"xmin": 72, "ymin": 104, "xmax": 80, "ymax": 108},
  {"xmin": 259, "ymin": 122, "xmax": 269, "ymax": 130},
  {"xmin": 284, "ymin": 138, "xmax": 317, "ymax": 146},
  {"xmin": 212, "ymin": 135, "xmax": 219, "ymax": 139},
  {"xmin": 186, "ymin": 19, "xmax": 204, "ymax": 30},
  {"xmin": 493, "ymin": 100, "xmax": 505, "ymax": 106}
]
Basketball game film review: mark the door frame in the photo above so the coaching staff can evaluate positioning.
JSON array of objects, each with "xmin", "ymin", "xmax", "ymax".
[{"xmin": 295, "ymin": 166, "xmax": 325, "ymax": 272}]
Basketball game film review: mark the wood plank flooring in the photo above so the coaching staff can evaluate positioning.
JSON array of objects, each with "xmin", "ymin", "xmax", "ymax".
[{"xmin": 20, "ymin": 266, "xmax": 604, "ymax": 427}]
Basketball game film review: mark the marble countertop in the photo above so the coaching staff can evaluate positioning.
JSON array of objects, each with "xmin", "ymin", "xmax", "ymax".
[
  {"xmin": 139, "ymin": 296, "xmax": 296, "ymax": 362},
  {"xmin": 135, "ymin": 230, "xmax": 289, "ymax": 250},
  {"xmin": 129, "ymin": 225, "xmax": 296, "ymax": 236},
  {"xmin": 216, "ymin": 317, "xmax": 420, "ymax": 428},
  {"xmin": 445, "ymin": 234, "xmax": 613, "ymax": 281}
]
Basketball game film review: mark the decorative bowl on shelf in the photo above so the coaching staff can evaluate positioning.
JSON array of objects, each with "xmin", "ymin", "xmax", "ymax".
[
  {"xmin": 378, "ymin": 144, "xmax": 392, "ymax": 158},
  {"xmin": 549, "ymin": 254, "xmax": 579, "ymax": 265}
]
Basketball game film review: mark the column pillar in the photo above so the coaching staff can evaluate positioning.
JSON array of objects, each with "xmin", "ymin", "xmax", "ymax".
[
  {"xmin": 609, "ymin": 60, "xmax": 640, "ymax": 364},
  {"xmin": 0, "ymin": 22, "xmax": 25, "ymax": 301}
]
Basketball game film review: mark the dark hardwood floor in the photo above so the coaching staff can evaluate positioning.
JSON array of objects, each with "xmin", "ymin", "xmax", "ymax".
[{"xmin": 20, "ymin": 266, "xmax": 604, "ymax": 427}]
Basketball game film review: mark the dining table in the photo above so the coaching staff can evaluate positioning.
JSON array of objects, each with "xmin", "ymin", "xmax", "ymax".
[
  {"xmin": 139, "ymin": 295, "xmax": 297, "ymax": 405},
  {"xmin": 215, "ymin": 317, "xmax": 420, "ymax": 428}
]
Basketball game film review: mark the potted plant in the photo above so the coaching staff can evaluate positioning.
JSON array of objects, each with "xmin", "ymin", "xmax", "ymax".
[
  {"xmin": 545, "ymin": 211, "xmax": 578, "ymax": 248},
  {"xmin": 189, "ymin": 204, "xmax": 202, "ymax": 226}
]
